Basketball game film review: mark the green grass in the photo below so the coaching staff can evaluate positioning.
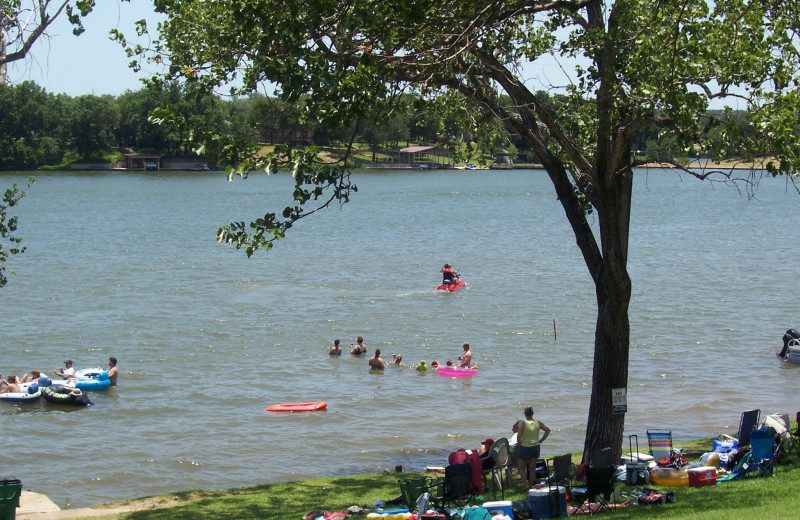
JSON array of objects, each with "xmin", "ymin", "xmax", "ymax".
[{"xmin": 67, "ymin": 447, "xmax": 800, "ymax": 520}]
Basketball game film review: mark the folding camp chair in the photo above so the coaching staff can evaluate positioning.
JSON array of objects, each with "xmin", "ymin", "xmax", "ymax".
[
  {"xmin": 717, "ymin": 451, "xmax": 752, "ymax": 482},
  {"xmin": 572, "ymin": 447, "xmax": 616, "ymax": 514},
  {"xmin": 547, "ymin": 453, "xmax": 575, "ymax": 502},
  {"xmin": 399, "ymin": 476, "xmax": 436, "ymax": 510},
  {"xmin": 430, "ymin": 463, "xmax": 475, "ymax": 509},
  {"xmin": 749, "ymin": 427, "xmax": 777, "ymax": 477},
  {"xmin": 717, "ymin": 409, "xmax": 761, "ymax": 448},
  {"xmin": 759, "ymin": 413, "xmax": 793, "ymax": 460},
  {"xmin": 782, "ymin": 412, "xmax": 800, "ymax": 458},
  {"xmin": 573, "ymin": 466, "xmax": 615, "ymax": 514}
]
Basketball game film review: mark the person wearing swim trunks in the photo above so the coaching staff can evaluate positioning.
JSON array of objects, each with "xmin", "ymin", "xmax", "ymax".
[
  {"xmin": 458, "ymin": 342, "xmax": 472, "ymax": 368},
  {"xmin": 516, "ymin": 405, "xmax": 551, "ymax": 491}
]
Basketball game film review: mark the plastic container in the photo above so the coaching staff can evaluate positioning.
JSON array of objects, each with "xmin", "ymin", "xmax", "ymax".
[
  {"xmin": 0, "ymin": 478, "xmax": 22, "ymax": 520},
  {"xmin": 687, "ymin": 466, "xmax": 717, "ymax": 488},
  {"xmin": 482, "ymin": 500, "xmax": 513, "ymax": 517}
]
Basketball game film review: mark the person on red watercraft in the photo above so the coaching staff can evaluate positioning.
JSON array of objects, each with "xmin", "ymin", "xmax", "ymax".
[{"xmin": 440, "ymin": 264, "xmax": 459, "ymax": 285}]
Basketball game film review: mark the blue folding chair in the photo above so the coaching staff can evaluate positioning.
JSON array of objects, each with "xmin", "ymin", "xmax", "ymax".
[{"xmin": 750, "ymin": 427, "xmax": 776, "ymax": 477}]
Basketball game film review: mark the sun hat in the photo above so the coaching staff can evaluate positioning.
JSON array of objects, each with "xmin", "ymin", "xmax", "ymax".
[
  {"xmin": 70, "ymin": 388, "xmax": 82, "ymax": 396},
  {"xmin": 64, "ymin": 360, "xmax": 73, "ymax": 364}
]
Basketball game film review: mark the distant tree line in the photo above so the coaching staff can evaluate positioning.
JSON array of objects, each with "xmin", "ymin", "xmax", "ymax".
[{"xmin": 0, "ymin": 80, "xmax": 755, "ymax": 170}]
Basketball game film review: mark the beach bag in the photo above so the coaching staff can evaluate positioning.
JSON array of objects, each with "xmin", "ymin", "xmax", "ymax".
[
  {"xmin": 713, "ymin": 438, "xmax": 738, "ymax": 453},
  {"xmin": 656, "ymin": 452, "xmax": 687, "ymax": 469},
  {"xmin": 637, "ymin": 489, "xmax": 675, "ymax": 505}
]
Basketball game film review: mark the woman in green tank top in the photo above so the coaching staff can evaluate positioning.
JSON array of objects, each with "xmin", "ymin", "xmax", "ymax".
[{"xmin": 516, "ymin": 405, "xmax": 551, "ymax": 491}]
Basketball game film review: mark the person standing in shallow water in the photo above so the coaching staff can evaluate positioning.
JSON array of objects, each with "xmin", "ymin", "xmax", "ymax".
[
  {"xmin": 458, "ymin": 342, "xmax": 473, "ymax": 368},
  {"xmin": 329, "ymin": 339, "xmax": 342, "ymax": 356},
  {"xmin": 368, "ymin": 349, "xmax": 385, "ymax": 369},
  {"xmin": 516, "ymin": 405, "xmax": 551, "ymax": 491},
  {"xmin": 351, "ymin": 336, "xmax": 367, "ymax": 355},
  {"xmin": 107, "ymin": 357, "xmax": 119, "ymax": 386}
]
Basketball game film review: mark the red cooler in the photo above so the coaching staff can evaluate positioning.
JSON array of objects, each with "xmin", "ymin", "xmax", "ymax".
[{"xmin": 688, "ymin": 466, "xmax": 717, "ymax": 488}]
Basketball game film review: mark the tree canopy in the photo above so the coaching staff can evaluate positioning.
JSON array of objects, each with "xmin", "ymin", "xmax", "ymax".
[{"xmin": 138, "ymin": 0, "xmax": 800, "ymax": 460}]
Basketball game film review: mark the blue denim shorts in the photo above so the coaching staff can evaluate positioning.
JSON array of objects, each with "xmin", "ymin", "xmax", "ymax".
[{"xmin": 519, "ymin": 445, "xmax": 541, "ymax": 461}]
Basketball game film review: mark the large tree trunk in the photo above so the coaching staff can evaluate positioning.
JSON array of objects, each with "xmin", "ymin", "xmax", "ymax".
[
  {"xmin": 583, "ymin": 262, "xmax": 631, "ymax": 463},
  {"xmin": 582, "ymin": 171, "xmax": 633, "ymax": 463}
]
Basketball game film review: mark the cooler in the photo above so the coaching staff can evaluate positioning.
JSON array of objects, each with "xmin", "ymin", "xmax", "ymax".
[
  {"xmin": 688, "ymin": 466, "xmax": 717, "ymax": 488},
  {"xmin": 482, "ymin": 501, "xmax": 513, "ymax": 518},
  {"xmin": 528, "ymin": 487, "xmax": 567, "ymax": 519},
  {"xmin": 550, "ymin": 487, "xmax": 568, "ymax": 518},
  {"xmin": 528, "ymin": 488, "xmax": 551, "ymax": 519},
  {"xmin": 625, "ymin": 461, "xmax": 651, "ymax": 485}
]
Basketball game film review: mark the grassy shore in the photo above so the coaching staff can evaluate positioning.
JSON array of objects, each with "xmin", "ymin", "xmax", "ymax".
[{"xmin": 57, "ymin": 435, "xmax": 800, "ymax": 520}]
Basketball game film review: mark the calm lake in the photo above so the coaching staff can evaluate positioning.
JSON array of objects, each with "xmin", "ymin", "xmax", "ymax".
[{"xmin": 1, "ymin": 168, "xmax": 799, "ymax": 509}]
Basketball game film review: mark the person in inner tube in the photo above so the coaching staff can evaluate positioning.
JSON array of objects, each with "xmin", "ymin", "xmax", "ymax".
[
  {"xmin": 0, "ymin": 374, "xmax": 22, "ymax": 394},
  {"xmin": 440, "ymin": 264, "xmax": 458, "ymax": 285},
  {"xmin": 53, "ymin": 360, "xmax": 76, "ymax": 380}
]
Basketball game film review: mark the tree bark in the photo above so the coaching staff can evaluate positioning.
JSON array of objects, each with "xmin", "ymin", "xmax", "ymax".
[{"xmin": 583, "ymin": 170, "xmax": 633, "ymax": 464}]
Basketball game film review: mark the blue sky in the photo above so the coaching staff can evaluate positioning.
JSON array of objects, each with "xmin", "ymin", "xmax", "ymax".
[{"xmin": 8, "ymin": 2, "xmax": 163, "ymax": 97}]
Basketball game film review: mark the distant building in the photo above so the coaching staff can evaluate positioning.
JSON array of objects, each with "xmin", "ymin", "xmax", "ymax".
[
  {"xmin": 123, "ymin": 153, "xmax": 162, "ymax": 171},
  {"xmin": 397, "ymin": 145, "xmax": 450, "ymax": 168}
]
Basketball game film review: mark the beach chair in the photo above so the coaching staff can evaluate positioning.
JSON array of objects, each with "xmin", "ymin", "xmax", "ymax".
[
  {"xmin": 787, "ymin": 412, "xmax": 800, "ymax": 458},
  {"xmin": 759, "ymin": 413, "xmax": 793, "ymax": 460},
  {"xmin": 717, "ymin": 409, "xmax": 761, "ymax": 449},
  {"xmin": 647, "ymin": 430, "xmax": 686, "ymax": 467},
  {"xmin": 646, "ymin": 430, "xmax": 674, "ymax": 461},
  {"xmin": 547, "ymin": 453, "xmax": 575, "ymax": 503},
  {"xmin": 749, "ymin": 427, "xmax": 777, "ymax": 477},
  {"xmin": 717, "ymin": 451, "xmax": 752, "ymax": 482},
  {"xmin": 481, "ymin": 437, "xmax": 511, "ymax": 500},
  {"xmin": 429, "ymin": 463, "xmax": 474, "ymax": 509},
  {"xmin": 399, "ymin": 476, "xmax": 435, "ymax": 510},
  {"xmin": 572, "ymin": 447, "xmax": 616, "ymax": 514},
  {"xmin": 506, "ymin": 442, "xmax": 519, "ymax": 485}
]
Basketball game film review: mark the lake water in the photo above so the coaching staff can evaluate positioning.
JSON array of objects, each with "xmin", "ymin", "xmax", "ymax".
[{"xmin": 1, "ymin": 168, "xmax": 799, "ymax": 509}]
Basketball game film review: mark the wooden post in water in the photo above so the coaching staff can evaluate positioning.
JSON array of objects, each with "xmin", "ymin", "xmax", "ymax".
[{"xmin": 553, "ymin": 318, "xmax": 557, "ymax": 341}]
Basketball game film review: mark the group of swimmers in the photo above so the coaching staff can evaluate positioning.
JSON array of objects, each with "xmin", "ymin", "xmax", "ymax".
[
  {"xmin": 0, "ymin": 357, "xmax": 119, "ymax": 394},
  {"xmin": 329, "ymin": 338, "xmax": 478, "ymax": 372}
]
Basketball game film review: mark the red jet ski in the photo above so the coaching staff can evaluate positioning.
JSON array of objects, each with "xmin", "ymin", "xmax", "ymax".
[{"xmin": 436, "ymin": 278, "xmax": 466, "ymax": 292}]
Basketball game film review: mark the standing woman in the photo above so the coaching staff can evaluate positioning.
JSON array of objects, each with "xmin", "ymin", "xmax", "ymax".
[{"xmin": 516, "ymin": 405, "xmax": 551, "ymax": 491}]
